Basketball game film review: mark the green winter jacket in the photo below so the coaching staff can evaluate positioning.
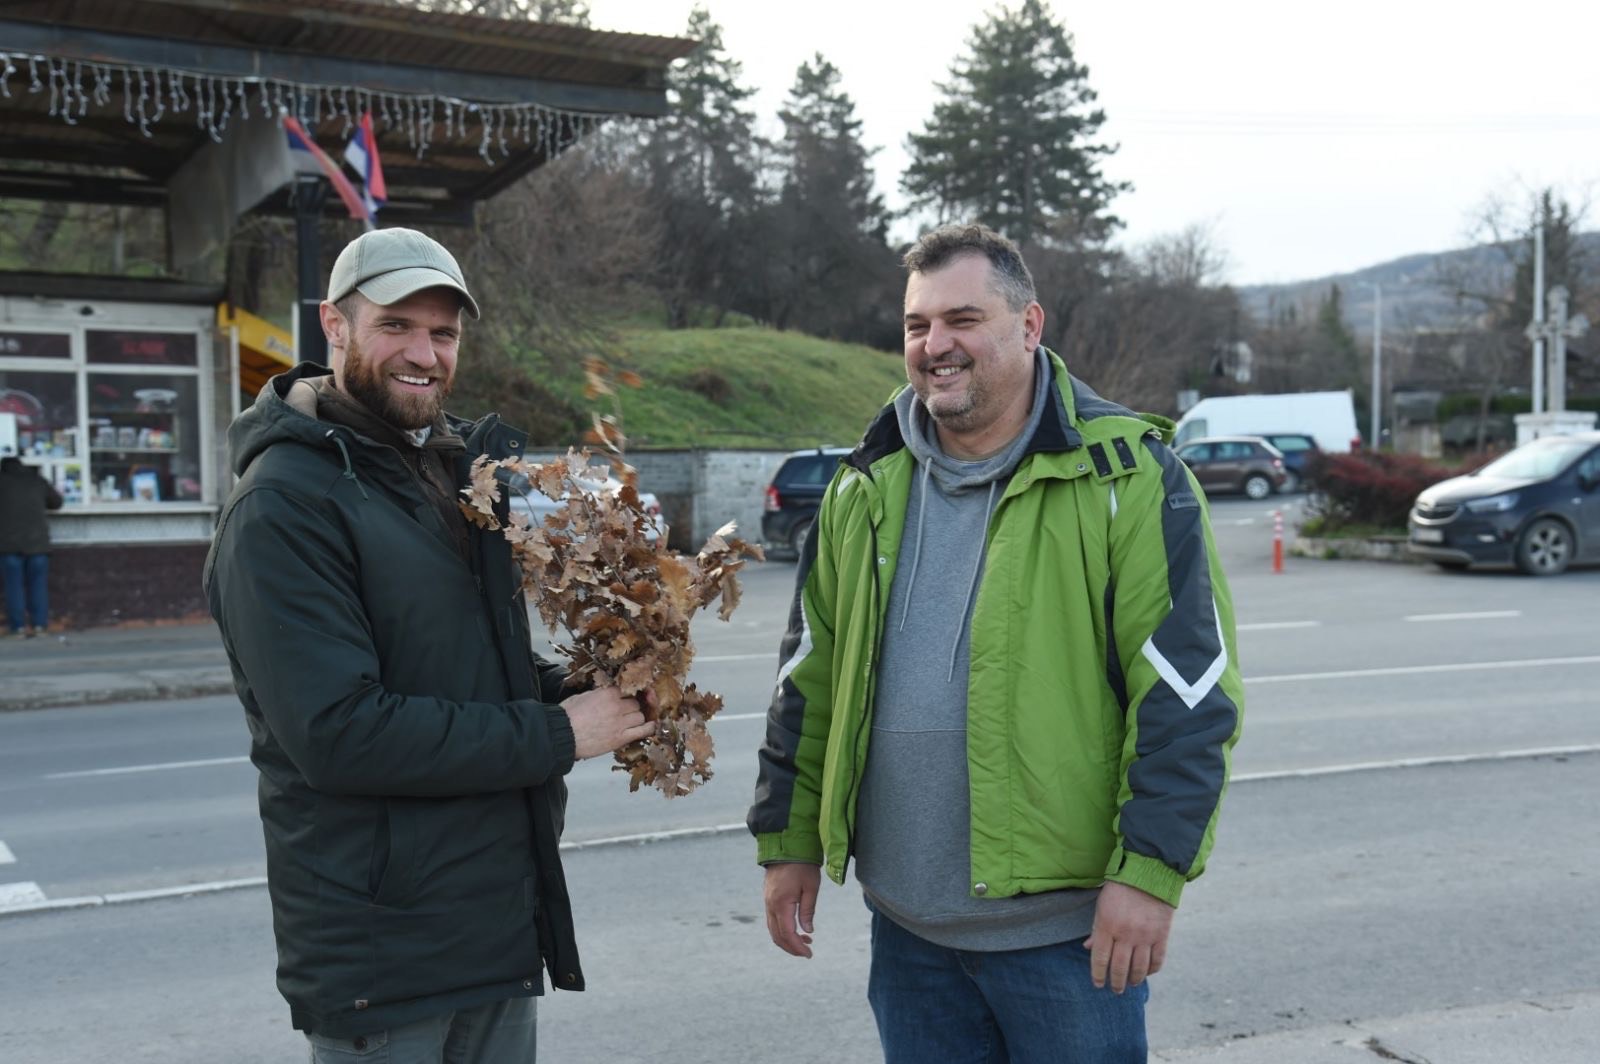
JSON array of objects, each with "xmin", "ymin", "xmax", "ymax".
[
  {"xmin": 749, "ymin": 351, "xmax": 1244, "ymax": 908},
  {"xmin": 204, "ymin": 364, "xmax": 583, "ymax": 1038}
]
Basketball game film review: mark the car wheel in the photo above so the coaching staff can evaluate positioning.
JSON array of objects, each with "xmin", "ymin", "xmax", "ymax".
[
  {"xmin": 1514, "ymin": 518, "xmax": 1573, "ymax": 575},
  {"xmin": 1243, "ymin": 474, "xmax": 1272, "ymax": 500},
  {"xmin": 789, "ymin": 518, "xmax": 813, "ymax": 556}
]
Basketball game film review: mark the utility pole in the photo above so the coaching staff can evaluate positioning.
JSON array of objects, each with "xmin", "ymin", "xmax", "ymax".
[
  {"xmin": 1530, "ymin": 224, "xmax": 1545, "ymax": 415},
  {"xmin": 1370, "ymin": 284, "xmax": 1382, "ymax": 449}
]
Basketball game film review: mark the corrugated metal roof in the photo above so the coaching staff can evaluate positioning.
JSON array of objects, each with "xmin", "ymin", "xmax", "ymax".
[{"xmin": 14, "ymin": 0, "xmax": 697, "ymax": 88}]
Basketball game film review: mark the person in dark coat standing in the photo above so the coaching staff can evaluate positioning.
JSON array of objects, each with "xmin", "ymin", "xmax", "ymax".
[
  {"xmin": 204, "ymin": 228, "xmax": 654, "ymax": 1063},
  {"xmin": 0, "ymin": 455, "xmax": 64, "ymax": 637}
]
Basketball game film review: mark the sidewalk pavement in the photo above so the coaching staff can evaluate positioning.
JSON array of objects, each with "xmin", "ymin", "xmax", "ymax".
[
  {"xmin": 1152, "ymin": 989, "xmax": 1600, "ymax": 1063},
  {"xmin": 4, "ymin": 624, "xmax": 1599, "ymax": 1061},
  {"xmin": 0, "ymin": 618, "xmax": 234, "ymax": 712}
]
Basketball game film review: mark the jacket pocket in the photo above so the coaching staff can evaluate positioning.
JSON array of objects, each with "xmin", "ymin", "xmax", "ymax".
[
  {"xmin": 368, "ymin": 801, "xmax": 413, "ymax": 907},
  {"xmin": 307, "ymin": 1028, "xmax": 389, "ymax": 1059}
]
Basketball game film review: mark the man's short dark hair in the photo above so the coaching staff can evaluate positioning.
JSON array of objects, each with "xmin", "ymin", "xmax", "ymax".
[{"xmin": 902, "ymin": 223, "xmax": 1037, "ymax": 312}]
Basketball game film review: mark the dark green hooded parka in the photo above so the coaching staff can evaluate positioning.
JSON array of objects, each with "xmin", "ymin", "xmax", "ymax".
[{"xmin": 204, "ymin": 363, "xmax": 583, "ymax": 1038}]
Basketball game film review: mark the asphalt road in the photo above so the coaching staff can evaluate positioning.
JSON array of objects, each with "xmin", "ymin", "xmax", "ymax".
[{"xmin": 2, "ymin": 495, "xmax": 1598, "ymax": 1061}]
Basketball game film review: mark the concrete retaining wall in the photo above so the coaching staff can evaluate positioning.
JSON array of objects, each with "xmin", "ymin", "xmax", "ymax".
[
  {"xmin": 1291, "ymin": 534, "xmax": 1427, "ymax": 564},
  {"xmin": 629, "ymin": 449, "xmax": 792, "ymax": 552}
]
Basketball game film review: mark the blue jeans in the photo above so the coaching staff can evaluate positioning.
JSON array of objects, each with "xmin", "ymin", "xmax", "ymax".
[
  {"xmin": 305, "ymin": 995, "xmax": 535, "ymax": 1063},
  {"xmin": 867, "ymin": 909, "xmax": 1149, "ymax": 1064},
  {"xmin": 1, "ymin": 553, "xmax": 49, "ymax": 633}
]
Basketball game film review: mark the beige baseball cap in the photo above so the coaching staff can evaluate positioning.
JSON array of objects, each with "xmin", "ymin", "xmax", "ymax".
[{"xmin": 326, "ymin": 227, "xmax": 481, "ymax": 319}]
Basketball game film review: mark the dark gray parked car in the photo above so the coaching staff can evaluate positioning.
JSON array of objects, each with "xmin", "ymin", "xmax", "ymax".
[
  {"xmin": 1174, "ymin": 436, "xmax": 1289, "ymax": 500},
  {"xmin": 1408, "ymin": 431, "xmax": 1600, "ymax": 575}
]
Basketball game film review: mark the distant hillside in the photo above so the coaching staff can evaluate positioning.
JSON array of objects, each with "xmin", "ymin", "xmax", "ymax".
[
  {"xmin": 1237, "ymin": 231, "xmax": 1600, "ymax": 335},
  {"xmin": 599, "ymin": 324, "xmax": 906, "ymax": 450}
]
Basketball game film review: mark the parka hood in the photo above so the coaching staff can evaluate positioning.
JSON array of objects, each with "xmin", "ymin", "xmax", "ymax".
[
  {"xmin": 229, "ymin": 362, "xmax": 341, "ymax": 477},
  {"xmin": 229, "ymin": 362, "xmax": 469, "ymax": 479}
]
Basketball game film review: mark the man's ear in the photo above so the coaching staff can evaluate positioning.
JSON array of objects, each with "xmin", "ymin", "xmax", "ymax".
[
  {"xmin": 1024, "ymin": 301, "xmax": 1045, "ymax": 350},
  {"xmin": 318, "ymin": 301, "xmax": 348, "ymax": 351}
]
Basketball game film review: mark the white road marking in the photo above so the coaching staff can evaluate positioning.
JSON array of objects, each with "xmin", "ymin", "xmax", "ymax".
[
  {"xmin": 44, "ymin": 756, "xmax": 249, "ymax": 780},
  {"xmin": 0, "ymin": 881, "xmax": 47, "ymax": 909},
  {"xmin": 558, "ymin": 823, "xmax": 747, "ymax": 852},
  {"xmin": 39, "ymin": 658, "xmax": 1600, "ymax": 779},
  {"xmin": 1235, "ymin": 744, "xmax": 1600, "ymax": 782},
  {"xmin": 0, "ymin": 840, "xmax": 15, "ymax": 865},
  {"xmin": 1238, "ymin": 621, "xmax": 1320, "ymax": 631},
  {"xmin": 0, "ymin": 876, "xmax": 270, "ymax": 917},
  {"xmin": 1247, "ymin": 655, "xmax": 1600, "ymax": 684},
  {"xmin": 1404, "ymin": 610, "xmax": 1523, "ymax": 623},
  {"xmin": 7, "ymin": 744, "xmax": 1597, "ymax": 919}
]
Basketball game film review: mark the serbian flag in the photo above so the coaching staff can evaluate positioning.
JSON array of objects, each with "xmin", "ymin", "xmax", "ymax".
[
  {"xmin": 283, "ymin": 115, "xmax": 368, "ymax": 223},
  {"xmin": 343, "ymin": 112, "xmax": 388, "ymax": 223}
]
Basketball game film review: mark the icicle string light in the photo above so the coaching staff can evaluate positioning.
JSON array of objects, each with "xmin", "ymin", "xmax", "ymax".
[{"xmin": 1, "ymin": 51, "xmax": 606, "ymax": 162}]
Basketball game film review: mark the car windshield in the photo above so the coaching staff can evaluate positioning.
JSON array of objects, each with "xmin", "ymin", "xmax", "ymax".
[{"xmin": 1475, "ymin": 438, "xmax": 1593, "ymax": 480}]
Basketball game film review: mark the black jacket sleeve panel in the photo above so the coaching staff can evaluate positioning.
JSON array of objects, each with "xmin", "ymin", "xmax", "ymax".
[{"xmin": 209, "ymin": 485, "xmax": 575, "ymax": 797}]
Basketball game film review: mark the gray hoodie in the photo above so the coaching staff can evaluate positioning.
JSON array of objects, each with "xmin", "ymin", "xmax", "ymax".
[{"xmin": 853, "ymin": 347, "xmax": 1099, "ymax": 950}]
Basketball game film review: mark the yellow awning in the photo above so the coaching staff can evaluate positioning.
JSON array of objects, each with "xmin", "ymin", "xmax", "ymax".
[{"xmin": 218, "ymin": 303, "xmax": 297, "ymax": 399}]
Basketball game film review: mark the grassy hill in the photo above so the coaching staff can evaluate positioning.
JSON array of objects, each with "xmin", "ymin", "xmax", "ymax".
[{"xmin": 592, "ymin": 324, "xmax": 906, "ymax": 450}]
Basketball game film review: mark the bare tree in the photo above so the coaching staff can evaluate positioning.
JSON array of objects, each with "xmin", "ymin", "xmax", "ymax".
[
  {"xmin": 444, "ymin": 128, "xmax": 663, "ymax": 442},
  {"xmin": 1434, "ymin": 185, "xmax": 1593, "ymax": 445}
]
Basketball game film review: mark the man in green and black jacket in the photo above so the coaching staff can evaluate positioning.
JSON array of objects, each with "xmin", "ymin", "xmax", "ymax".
[
  {"xmin": 750, "ymin": 224, "xmax": 1244, "ymax": 1063},
  {"xmin": 205, "ymin": 228, "xmax": 652, "ymax": 1063}
]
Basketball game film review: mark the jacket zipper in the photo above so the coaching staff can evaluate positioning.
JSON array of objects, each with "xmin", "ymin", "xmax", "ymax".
[{"xmin": 842, "ymin": 513, "xmax": 884, "ymax": 870}]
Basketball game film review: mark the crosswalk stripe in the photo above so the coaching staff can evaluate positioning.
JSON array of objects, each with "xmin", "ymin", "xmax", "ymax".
[{"xmin": 0, "ymin": 881, "xmax": 47, "ymax": 909}]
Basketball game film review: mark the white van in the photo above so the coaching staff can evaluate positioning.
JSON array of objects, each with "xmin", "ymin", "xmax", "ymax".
[{"xmin": 1174, "ymin": 391, "xmax": 1361, "ymax": 453}]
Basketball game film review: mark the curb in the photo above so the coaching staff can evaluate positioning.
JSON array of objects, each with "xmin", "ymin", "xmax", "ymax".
[
  {"xmin": 1290, "ymin": 534, "xmax": 1427, "ymax": 564},
  {"xmin": 0, "ymin": 672, "xmax": 236, "ymax": 713}
]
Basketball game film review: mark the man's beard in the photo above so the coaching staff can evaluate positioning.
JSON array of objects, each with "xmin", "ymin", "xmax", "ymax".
[{"xmin": 342, "ymin": 333, "xmax": 452, "ymax": 430}]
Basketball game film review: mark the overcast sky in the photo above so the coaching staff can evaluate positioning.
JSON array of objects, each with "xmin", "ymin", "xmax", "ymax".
[{"xmin": 587, "ymin": 0, "xmax": 1600, "ymax": 286}]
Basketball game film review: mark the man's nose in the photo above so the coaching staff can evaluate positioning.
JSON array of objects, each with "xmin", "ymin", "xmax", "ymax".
[
  {"xmin": 924, "ymin": 321, "xmax": 955, "ymax": 356},
  {"xmin": 402, "ymin": 329, "xmax": 439, "ymax": 367}
]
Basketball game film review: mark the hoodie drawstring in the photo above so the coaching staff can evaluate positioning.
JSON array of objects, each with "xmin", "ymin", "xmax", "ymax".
[
  {"xmin": 948, "ymin": 479, "xmax": 998, "ymax": 683},
  {"xmin": 897, "ymin": 460, "xmax": 934, "ymax": 633},
  {"xmin": 326, "ymin": 430, "xmax": 370, "ymax": 500}
]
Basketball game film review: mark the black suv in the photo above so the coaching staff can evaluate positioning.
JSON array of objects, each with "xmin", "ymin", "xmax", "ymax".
[
  {"xmin": 1408, "ymin": 431, "xmax": 1600, "ymax": 574},
  {"xmin": 763, "ymin": 447, "xmax": 850, "ymax": 556}
]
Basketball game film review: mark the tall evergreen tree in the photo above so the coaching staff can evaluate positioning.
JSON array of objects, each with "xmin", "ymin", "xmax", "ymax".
[
  {"xmin": 778, "ymin": 56, "xmax": 886, "ymax": 239},
  {"xmin": 1508, "ymin": 189, "xmax": 1587, "ymax": 333},
  {"xmin": 639, "ymin": 4, "xmax": 763, "ymax": 326},
  {"xmin": 902, "ymin": 0, "xmax": 1127, "ymax": 248},
  {"xmin": 765, "ymin": 55, "xmax": 898, "ymax": 337}
]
